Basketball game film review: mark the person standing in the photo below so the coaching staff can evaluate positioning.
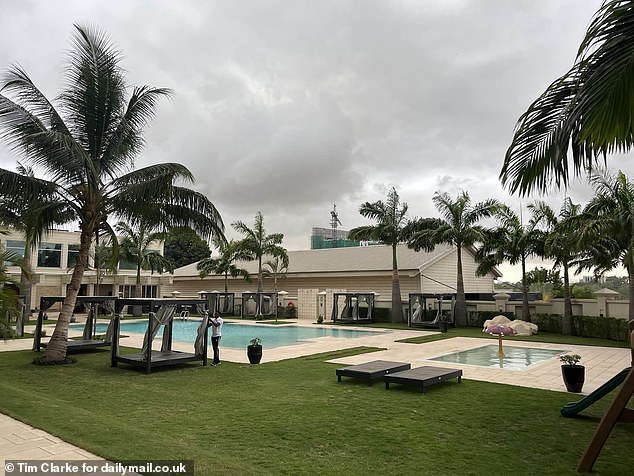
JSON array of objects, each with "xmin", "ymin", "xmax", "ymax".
[{"xmin": 209, "ymin": 311, "xmax": 223, "ymax": 366}]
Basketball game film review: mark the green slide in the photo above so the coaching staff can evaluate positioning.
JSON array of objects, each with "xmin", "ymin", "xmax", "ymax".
[{"xmin": 561, "ymin": 367, "xmax": 631, "ymax": 417}]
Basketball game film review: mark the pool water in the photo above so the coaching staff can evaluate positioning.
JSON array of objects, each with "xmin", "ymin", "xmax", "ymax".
[
  {"xmin": 80, "ymin": 320, "xmax": 381, "ymax": 349},
  {"xmin": 428, "ymin": 345, "xmax": 566, "ymax": 370}
]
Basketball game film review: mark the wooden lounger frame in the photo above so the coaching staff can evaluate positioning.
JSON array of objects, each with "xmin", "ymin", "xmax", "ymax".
[
  {"xmin": 110, "ymin": 297, "xmax": 209, "ymax": 374},
  {"xmin": 34, "ymin": 295, "xmax": 116, "ymax": 353},
  {"xmin": 383, "ymin": 366, "xmax": 463, "ymax": 393},
  {"xmin": 336, "ymin": 360, "xmax": 411, "ymax": 385}
]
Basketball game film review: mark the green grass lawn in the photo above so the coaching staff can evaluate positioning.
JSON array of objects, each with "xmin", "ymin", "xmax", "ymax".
[{"xmin": 0, "ymin": 345, "xmax": 633, "ymax": 475}]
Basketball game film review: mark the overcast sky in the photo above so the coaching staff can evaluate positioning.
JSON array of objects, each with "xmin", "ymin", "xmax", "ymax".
[{"xmin": 1, "ymin": 0, "xmax": 630, "ymax": 283}]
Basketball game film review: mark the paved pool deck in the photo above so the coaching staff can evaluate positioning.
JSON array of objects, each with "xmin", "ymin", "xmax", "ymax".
[{"xmin": 1, "ymin": 317, "xmax": 631, "ymax": 469}]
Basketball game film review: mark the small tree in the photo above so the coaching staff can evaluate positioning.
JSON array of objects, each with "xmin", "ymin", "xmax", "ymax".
[
  {"xmin": 530, "ymin": 198, "xmax": 584, "ymax": 335},
  {"xmin": 409, "ymin": 191, "xmax": 500, "ymax": 326},
  {"xmin": 164, "ymin": 227, "xmax": 211, "ymax": 269},
  {"xmin": 476, "ymin": 205, "xmax": 542, "ymax": 321},
  {"xmin": 117, "ymin": 221, "xmax": 174, "ymax": 315},
  {"xmin": 198, "ymin": 238, "xmax": 251, "ymax": 293},
  {"xmin": 232, "ymin": 212, "xmax": 288, "ymax": 293},
  {"xmin": 262, "ymin": 257, "xmax": 288, "ymax": 292},
  {"xmin": 348, "ymin": 187, "xmax": 411, "ymax": 323}
]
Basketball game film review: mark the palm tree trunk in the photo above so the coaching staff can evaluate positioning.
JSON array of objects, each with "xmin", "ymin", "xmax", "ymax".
[
  {"xmin": 521, "ymin": 255, "xmax": 530, "ymax": 322},
  {"xmin": 224, "ymin": 272, "xmax": 228, "ymax": 293},
  {"xmin": 455, "ymin": 246, "xmax": 466, "ymax": 327},
  {"xmin": 257, "ymin": 255, "xmax": 263, "ymax": 293},
  {"xmin": 41, "ymin": 229, "xmax": 91, "ymax": 362},
  {"xmin": 627, "ymin": 269, "xmax": 634, "ymax": 365},
  {"xmin": 390, "ymin": 244, "xmax": 403, "ymax": 323},
  {"xmin": 562, "ymin": 263, "xmax": 573, "ymax": 335},
  {"xmin": 133, "ymin": 264, "xmax": 143, "ymax": 316},
  {"xmin": 18, "ymin": 246, "xmax": 33, "ymax": 337}
]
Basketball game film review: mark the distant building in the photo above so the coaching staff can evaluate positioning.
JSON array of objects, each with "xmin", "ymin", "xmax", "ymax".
[
  {"xmin": 581, "ymin": 275, "xmax": 606, "ymax": 284},
  {"xmin": 310, "ymin": 227, "xmax": 380, "ymax": 249}
]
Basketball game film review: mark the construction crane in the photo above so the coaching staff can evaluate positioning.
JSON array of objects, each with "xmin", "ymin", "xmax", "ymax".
[{"xmin": 330, "ymin": 204, "xmax": 342, "ymax": 240}]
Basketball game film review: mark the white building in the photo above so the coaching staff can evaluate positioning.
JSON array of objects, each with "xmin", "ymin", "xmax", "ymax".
[
  {"xmin": 164, "ymin": 243, "xmax": 500, "ymax": 299},
  {"xmin": 2, "ymin": 228, "xmax": 169, "ymax": 310}
]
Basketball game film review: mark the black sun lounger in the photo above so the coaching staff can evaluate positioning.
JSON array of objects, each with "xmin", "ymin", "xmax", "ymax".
[
  {"xmin": 336, "ymin": 360, "xmax": 411, "ymax": 385},
  {"xmin": 384, "ymin": 366, "xmax": 463, "ymax": 393}
]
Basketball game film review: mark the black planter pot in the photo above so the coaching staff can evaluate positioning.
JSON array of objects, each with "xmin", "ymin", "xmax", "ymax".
[
  {"xmin": 562, "ymin": 365, "xmax": 585, "ymax": 393},
  {"xmin": 438, "ymin": 321, "xmax": 448, "ymax": 333},
  {"xmin": 247, "ymin": 344, "xmax": 262, "ymax": 364}
]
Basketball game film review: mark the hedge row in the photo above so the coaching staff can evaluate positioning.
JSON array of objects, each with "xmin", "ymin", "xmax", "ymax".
[{"xmin": 467, "ymin": 310, "xmax": 630, "ymax": 342}]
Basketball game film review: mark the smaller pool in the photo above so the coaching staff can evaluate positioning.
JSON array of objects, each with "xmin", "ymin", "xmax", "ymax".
[{"xmin": 428, "ymin": 345, "xmax": 566, "ymax": 370}]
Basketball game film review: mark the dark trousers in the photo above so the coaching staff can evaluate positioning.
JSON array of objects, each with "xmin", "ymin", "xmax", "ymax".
[{"xmin": 211, "ymin": 336, "xmax": 221, "ymax": 364}]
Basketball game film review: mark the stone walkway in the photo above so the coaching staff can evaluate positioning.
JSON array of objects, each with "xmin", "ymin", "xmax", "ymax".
[{"xmin": 1, "ymin": 319, "xmax": 631, "ymax": 473}]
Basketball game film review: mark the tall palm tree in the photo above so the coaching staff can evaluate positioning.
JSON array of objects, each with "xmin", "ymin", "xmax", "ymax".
[
  {"xmin": 116, "ymin": 221, "xmax": 174, "ymax": 315},
  {"xmin": 501, "ymin": 0, "xmax": 634, "ymax": 195},
  {"xmin": 576, "ymin": 170, "xmax": 634, "ymax": 324},
  {"xmin": 476, "ymin": 205, "xmax": 542, "ymax": 321},
  {"xmin": 348, "ymin": 187, "xmax": 410, "ymax": 323},
  {"xmin": 530, "ymin": 199, "xmax": 584, "ymax": 335},
  {"xmin": 198, "ymin": 238, "xmax": 251, "ymax": 293},
  {"xmin": 0, "ymin": 25, "xmax": 224, "ymax": 362},
  {"xmin": 262, "ymin": 256, "xmax": 288, "ymax": 292},
  {"xmin": 408, "ymin": 191, "xmax": 500, "ymax": 326},
  {"xmin": 232, "ymin": 212, "xmax": 287, "ymax": 292}
]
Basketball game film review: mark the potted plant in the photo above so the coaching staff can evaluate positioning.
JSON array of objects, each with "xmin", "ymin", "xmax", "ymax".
[
  {"xmin": 247, "ymin": 337, "xmax": 263, "ymax": 364},
  {"xmin": 560, "ymin": 354, "xmax": 584, "ymax": 393}
]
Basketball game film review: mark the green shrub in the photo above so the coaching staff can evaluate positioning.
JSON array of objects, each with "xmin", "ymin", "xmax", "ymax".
[
  {"xmin": 373, "ymin": 307, "xmax": 391, "ymax": 322},
  {"xmin": 572, "ymin": 315, "xmax": 629, "ymax": 342},
  {"xmin": 531, "ymin": 314, "xmax": 562, "ymax": 334},
  {"xmin": 467, "ymin": 311, "xmax": 514, "ymax": 327},
  {"xmin": 530, "ymin": 313, "xmax": 629, "ymax": 342}
]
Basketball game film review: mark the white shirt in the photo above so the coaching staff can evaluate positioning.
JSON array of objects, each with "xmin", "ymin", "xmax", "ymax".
[{"xmin": 210, "ymin": 316, "xmax": 223, "ymax": 337}]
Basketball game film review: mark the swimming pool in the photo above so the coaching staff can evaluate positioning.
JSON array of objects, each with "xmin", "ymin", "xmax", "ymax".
[
  {"xmin": 428, "ymin": 345, "xmax": 565, "ymax": 370},
  {"xmin": 81, "ymin": 320, "xmax": 382, "ymax": 349}
]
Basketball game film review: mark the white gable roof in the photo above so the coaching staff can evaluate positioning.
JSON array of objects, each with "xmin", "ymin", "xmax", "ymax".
[{"xmin": 173, "ymin": 243, "xmax": 500, "ymax": 278}]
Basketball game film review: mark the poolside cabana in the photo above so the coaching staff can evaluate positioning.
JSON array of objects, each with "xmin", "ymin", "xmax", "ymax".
[
  {"xmin": 34, "ymin": 295, "xmax": 116, "ymax": 352},
  {"xmin": 331, "ymin": 292, "xmax": 375, "ymax": 323},
  {"xmin": 204, "ymin": 291, "xmax": 235, "ymax": 316},
  {"xmin": 241, "ymin": 292, "xmax": 277, "ymax": 318},
  {"xmin": 110, "ymin": 297, "xmax": 209, "ymax": 374},
  {"xmin": 408, "ymin": 293, "xmax": 455, "ymax": 328}
]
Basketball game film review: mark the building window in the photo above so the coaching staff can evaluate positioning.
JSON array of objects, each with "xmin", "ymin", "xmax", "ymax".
[
  {"xmin": 4, "ymin": 240, "xmax": 25, "ymax": 265},
  {"xmin": 67, "ymin": 244, "xmax": 80, "ymax": 269},
  {"xmin": 142, "ymin": 285, "xmax": 158, "ymax": 298},
  {"xmin": 118, "ymin": 259, "xmax": 136, "ymax": 270},
  {"xmin": 37, "ymin": 242, "xmax": 62, "ymax": 268}
]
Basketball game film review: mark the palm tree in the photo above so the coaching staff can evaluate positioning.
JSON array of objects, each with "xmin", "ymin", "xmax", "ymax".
[
  {"xmin": 530, "ymin": 199, "xmax": 584, "ymax": 335},
  {"xmin": 232, "ymin": 212, "xmax": 288, "ymax": 293},
  {"xmin": 197, "ymin": 238, "xmax": 251, "ymax": 293},
  {"xmin": 576, "ymin": 170, "xmax": 634, "ymax": 324},
  {"xmin": 0, "ymin": 163, "xmax": 71, "ymax": 331},
  {"xmin": 0, "ymin": 25, "xmax": 224, "ymax": 363},
  {"xmin": 501, "ymin": 0, "xmax": 634, "ymax": 195},
  {"xmin": 91, "ymin": 239, "xmax": 118, "ymax": 295},
  {"xmin": 348, "ymin": 187, "xmax": 410, "ymax": 323},
  {"xmin": 0, "ymin": 233, "xmax": 32, "ymax": 338},
  {"xmin": 408, "ymin": 191, "xmax": 500, "ymax": 326},
  {"xmin": 262, "ymin": 256, "xmax": 288, "ymax": 292},
  {"xmin": 116, "ymin": 221, "xmax": 174, "ymax": 315},
  {"xmin": 476, "ymin": 205, "xmax": 542, "ymax": 321}
]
